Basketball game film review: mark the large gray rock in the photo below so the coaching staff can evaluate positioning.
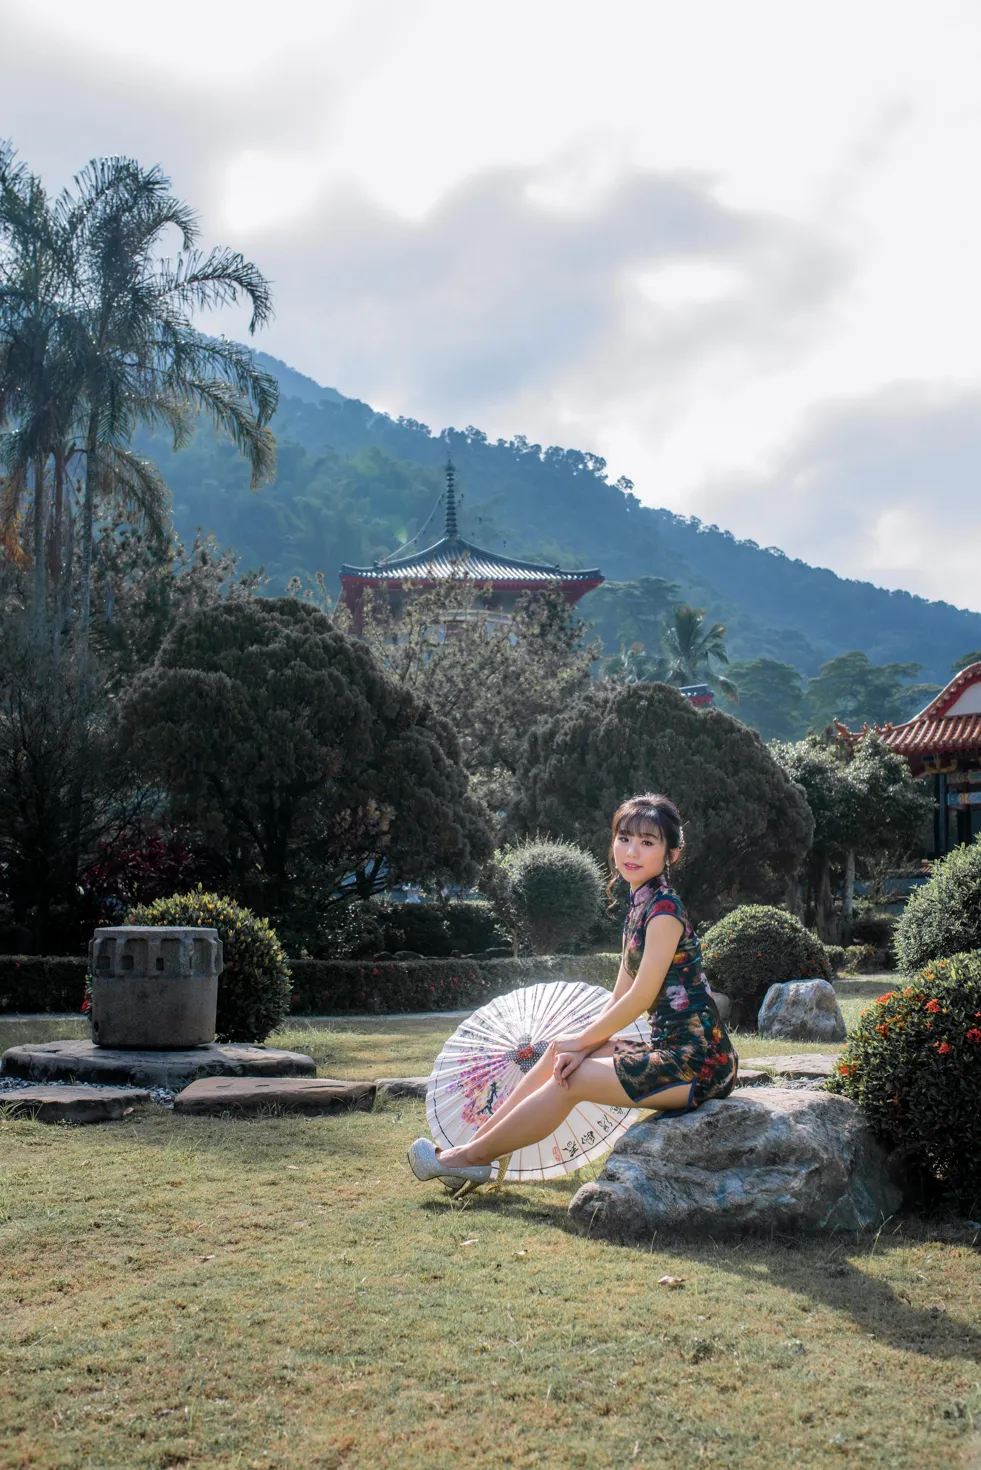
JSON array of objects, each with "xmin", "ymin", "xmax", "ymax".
[
  {"xmin": 757, "ymin": 979, "xmax": 847, "ymax": 1043},
  {"xmin": 0, "ymin": 1039, "xmax": 316, "ymax": 1089},
  {"xmin": 568, "ymin": 1089, "xmax": 902, "ymax": 1239}
]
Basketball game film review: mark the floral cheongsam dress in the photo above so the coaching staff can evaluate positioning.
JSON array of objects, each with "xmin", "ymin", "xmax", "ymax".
[{"xmin": 612, "ymin": 877, "xmax": 738, "ymax": 1109}]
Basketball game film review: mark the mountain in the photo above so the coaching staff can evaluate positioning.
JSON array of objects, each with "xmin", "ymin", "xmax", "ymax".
[{"xmin": 144, "ymin": 357, "xmax": 981, "ymax": 688}]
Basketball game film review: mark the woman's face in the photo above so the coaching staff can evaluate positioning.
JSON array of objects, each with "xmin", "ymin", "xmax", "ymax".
[{"xmin": 613, "ymin": 825, "xmax": 677, "ymax": 890}]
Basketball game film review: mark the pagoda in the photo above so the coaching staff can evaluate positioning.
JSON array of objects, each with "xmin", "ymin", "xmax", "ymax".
[
  {"xmin": 339, "ymin": 462, "xmax": 603, "ymax": 633},
  {"xmin": 836, "ymin": 660, "xmax": 981, "ymax": 855}
]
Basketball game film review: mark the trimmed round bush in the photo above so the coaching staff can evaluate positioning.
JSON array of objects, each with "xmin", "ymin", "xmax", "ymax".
[
  {"xmin": 126, "ymin": 890, "xmax": 290, "ymax": 1043},
  {"xmin": 500, "ymin": 838, "xmax": 605, "ymax": 955},
  {"xmin": 701, "ymin": 904, "xmax": 832, "ymax": 1024},
  {"xmin": 895, "ymin": 837, "xmax": 981, "ymax": 974},
  {"xmin": 827, "ymin": 951, "xmax": 981, "ymax": 1209}
]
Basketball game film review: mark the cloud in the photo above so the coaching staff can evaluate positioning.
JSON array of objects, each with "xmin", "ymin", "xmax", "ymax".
[
  {"xmin": 694, "ymin": 382, "xmax": 981, "ymax": 610},
  {"xmin": 236, "ymin": 154, "xmax": 846, "ymax": 441}
]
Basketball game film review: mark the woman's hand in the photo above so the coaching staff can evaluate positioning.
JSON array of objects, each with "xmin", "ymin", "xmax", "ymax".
[{"xmin": 553, "ymin": 1046, "xmax": 589, "ymax": 1088}]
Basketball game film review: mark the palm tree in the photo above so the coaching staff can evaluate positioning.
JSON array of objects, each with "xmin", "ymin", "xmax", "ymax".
[
  {"xmin": 0, "ymin": 145, "xmax": 77, "ymax": 630},
  {"xmin": 1, "ymin": 145, "xmax": 278, "ymax": 636},
  {"xmin": 56, "ymin": 156, "xmax": 278, "ymax": 632},
  {"xmin": 662, "ymin": 604, "xmax": 738, "ymax": 701}
]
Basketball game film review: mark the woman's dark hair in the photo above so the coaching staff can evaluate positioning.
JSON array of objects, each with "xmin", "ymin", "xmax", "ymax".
[{"xmin": 606, "ymin": 792, "xmax": 685, "ymax": 909}]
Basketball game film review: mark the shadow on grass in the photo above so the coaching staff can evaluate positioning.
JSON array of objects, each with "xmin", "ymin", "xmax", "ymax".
[{"xmin": 446, "ymin": 1178, "xmax": 981, "ymax": 1367}]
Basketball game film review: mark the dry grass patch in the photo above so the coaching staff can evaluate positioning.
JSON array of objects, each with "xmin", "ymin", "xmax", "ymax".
[{"xmin": 1, "ymin": 1098, "xmax": 980, "ymax": 1469}]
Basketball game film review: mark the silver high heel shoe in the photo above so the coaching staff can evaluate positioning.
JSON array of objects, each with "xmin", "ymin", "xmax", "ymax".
[{"xmin": 406, "ymin": 1138, "xmax": 491, "ymax": 1187}]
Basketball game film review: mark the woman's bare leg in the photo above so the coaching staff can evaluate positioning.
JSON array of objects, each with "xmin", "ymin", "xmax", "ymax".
[
  {"xmin": 440, "ymin": 1058, "xmax": 692, "ymax": 1169},
  {"xmin": 464, "ymin": 1040, "xmax": 618, "ymax": 1146},
  {"xmin": 464, "ymin": 1042, "xmax": 560, "ymax": 1144}
]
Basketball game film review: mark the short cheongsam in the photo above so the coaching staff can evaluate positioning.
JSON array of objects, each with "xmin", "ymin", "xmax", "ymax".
[{"xmin": 612, "ymin": 877, "xmax": 738, "ymax": 1109}]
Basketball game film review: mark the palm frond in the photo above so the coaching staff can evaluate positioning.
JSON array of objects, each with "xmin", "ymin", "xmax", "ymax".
[
  {"xmin": 97, "ymin": 444, "xmax": 170, "ymax": 537},
  {"xmin": 155, "ymin": 247, "xmax": 274, "ymax": 334},
  {"xmin": 183, "ymin": 376, "xmax": 276, "ymax": 487}
]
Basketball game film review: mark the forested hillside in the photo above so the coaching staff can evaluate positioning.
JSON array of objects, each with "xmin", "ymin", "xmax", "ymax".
[{"xmin": 145, "ymin": 352, "xmax": 981, "ymax": 687}]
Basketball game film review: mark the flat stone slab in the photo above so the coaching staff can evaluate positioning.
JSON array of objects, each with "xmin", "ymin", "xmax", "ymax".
[
  {"xmin": 734, "ymin": 1068, "xmax": 770, "ymax": 1086},
  {"xmin": 374, "ymin": 1075, "xmax": 430, "ymax": 1099},
  {"xmin": 173, "ymin": 1076, "xmax": 375, "ymax": 1115},
  {"xmin": 0, "ymin": 1040, "xmax": 316, "ymax": 1089},
  {"xmin": 1, "ymin": 1085, "xmax": 150, "ymax": 1124},
  {"xmin": 758, "ymin": 1053, "xmax": 840, "ymax": 1079}
]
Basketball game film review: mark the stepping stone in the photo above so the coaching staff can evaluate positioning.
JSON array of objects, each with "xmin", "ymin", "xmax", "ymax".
[
  {"xmin": 734, "ymin": 1068, "xmax": 770, "ymax": 1087},
  {"xmin": 173, "ymin": 1076, "xmax": 376, "ymax": 1115},
  {"xmin": 1, "ymin": 1085, "xmax": 149, "ymax": 1124},
  {"xmin": 761, "ymin": 1053, "xmax": 841, "ymax": 1079},
  {"xmin": 374, "ymin": 1075, "xmax": 430, "ymax": 1099},
  {"xmin": 0, "ymin": 1039, "xmax": 316, "ymax": 1090}
]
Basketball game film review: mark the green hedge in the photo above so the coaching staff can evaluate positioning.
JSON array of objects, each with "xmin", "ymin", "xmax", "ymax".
[
  {"xmin": 0, "ymin": 952, "xmax": 620, "ymax": 1017},
  {"xmin": 288, "ymin": 952, "xmax": 619, "ymax": 1014},
  {"xmin": 0, "ymin": 956, "xmax": 87, "ymax": 1013}
]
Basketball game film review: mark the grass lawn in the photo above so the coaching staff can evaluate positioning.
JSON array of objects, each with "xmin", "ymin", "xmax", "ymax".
[{"xmin": 5, "ymin": 975, "xmax": 981, "ymax": 1469}]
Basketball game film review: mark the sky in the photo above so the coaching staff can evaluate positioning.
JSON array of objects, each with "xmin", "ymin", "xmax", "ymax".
[{"xmin": 3, "ymin": 0, "xmax": 981, "ymax": 610}]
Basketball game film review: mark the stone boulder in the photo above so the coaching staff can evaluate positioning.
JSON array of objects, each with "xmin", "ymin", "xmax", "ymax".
[
  {"xmin": 568, "ymin": 1089, "xmax": 902, "ymax": 1240},
  {"xmin": 710, "ymin": 990, "xmax": 732, "ymax": 1022},
  {"xmin": 757, "ymin": 978, "xmax": 846, "ymax": 1043}
]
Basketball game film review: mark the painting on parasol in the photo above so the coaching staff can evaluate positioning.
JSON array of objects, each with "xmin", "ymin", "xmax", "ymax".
[{"xmin": 426, "ymin": 980, "xmax": 648, "ymax": 1181}]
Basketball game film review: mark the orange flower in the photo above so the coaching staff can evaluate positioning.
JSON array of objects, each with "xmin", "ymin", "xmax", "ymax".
[
  {"xmin": 876, "ymin": 994, "xmax": 893, "ymax": 1004},
  {"xmin": 934, "ymin": 1041, "xmax": 951, "ymax": 1056},
  {"xmin": 925, "ymin": 998, "xmax": 941, "ymax": 1014}
]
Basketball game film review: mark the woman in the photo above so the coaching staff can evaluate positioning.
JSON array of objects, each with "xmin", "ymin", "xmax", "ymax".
[{"xmin": 407, "ymin": 793, "xmax": 738, "ymax": 1189}]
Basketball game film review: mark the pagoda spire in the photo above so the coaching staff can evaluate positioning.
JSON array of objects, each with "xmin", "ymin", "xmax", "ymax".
[{"xmin": 444, "ymin": 459, "xmax": 459, "ymax": 540}]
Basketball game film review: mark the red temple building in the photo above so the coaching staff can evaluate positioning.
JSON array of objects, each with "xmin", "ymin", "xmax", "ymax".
[
  {"xmin": 339, "ymin": 462, "xmax": 603, "ymax": 633},
  {"xmin": 838, "ymin": 660, "xmax": 981, "ymax": 855}
]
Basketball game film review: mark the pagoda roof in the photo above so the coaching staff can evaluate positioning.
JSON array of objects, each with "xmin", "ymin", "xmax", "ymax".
[
  {"xmin": 339, "ymin": 460, "xmax": 601, "ymax": 587},
  {"xmin": 340, "ymin": 532, "xmax": 601, "ymax": 585},
  {"xmin": 835, "ymin": 661, "xmax": 981, "ymax": 770}
]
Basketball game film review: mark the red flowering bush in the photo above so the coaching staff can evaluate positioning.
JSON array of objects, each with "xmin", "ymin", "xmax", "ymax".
[
  {"xmin": 701, "ymin": 904, "xmax": 832, "ymax": 1026},
  {"xmin": 827, "ymin": 950, "xmax": 981, "ymax": 1209}
]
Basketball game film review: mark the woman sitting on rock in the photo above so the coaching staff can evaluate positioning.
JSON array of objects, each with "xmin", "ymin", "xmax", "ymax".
[{"xmin": 408, "ymin": 792, "xmax": 739, "ymax": 1190}]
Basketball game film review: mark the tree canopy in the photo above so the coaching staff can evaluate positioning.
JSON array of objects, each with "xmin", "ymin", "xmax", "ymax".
[
  {"xmin": 510, "ymin": 681, "xmax": 814, "ymax": 923},
  {"xmin": 119, "ymin": 598, "xmax": 493, "ymax": 923}
]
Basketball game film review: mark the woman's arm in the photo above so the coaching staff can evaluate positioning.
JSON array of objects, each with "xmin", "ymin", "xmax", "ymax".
[{"xmin": 558, "ymin": 915, "xmax": 683, "ymax": 1051}]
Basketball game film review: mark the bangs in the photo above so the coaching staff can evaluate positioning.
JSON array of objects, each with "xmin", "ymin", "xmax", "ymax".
[{"xmin": 615, "ymin": 810, "xmax": 664, "ymax": 841}]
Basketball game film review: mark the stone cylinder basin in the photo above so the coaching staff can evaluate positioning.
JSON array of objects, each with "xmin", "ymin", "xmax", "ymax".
[{"xmin": 89, "ymin": 927, "xmax": 224, "ymax": 1050}]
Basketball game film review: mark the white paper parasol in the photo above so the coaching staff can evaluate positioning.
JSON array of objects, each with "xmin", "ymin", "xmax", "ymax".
[{"xmin": 426, "ymin": 980, "xmax": 648, "ymax": 1181}]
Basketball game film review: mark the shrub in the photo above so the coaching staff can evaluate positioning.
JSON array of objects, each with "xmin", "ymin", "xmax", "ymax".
[
  {"xmin": 126, "ymin": 891, "xmax": 290, "ymax": 1043},
  {"xmin": 443, "ymin": 899, "xmax": 510, "ymax": 955},
  {"xmin": 499, "ymin": 839, "xmax": 605, "ymax": 955},
  {"xmin": 824, "ymin": 944, "xmax": 846, "ymax": 973},
  {"xmin": 849, "ymin": 909, "xmax": 896, "ymax": 952},
  {"xmin": 303, "ymin": 898, "xmax": 509, "ymax": 960},
  {"xmin": 895, "ymin": 837, "xmax": 981, "ymax": 973},
  {"xmin": 827, "ymin": 951, "xmax": 981, "ymax": 1209},
  {"xmin": 842, "ymin": 943, "xmax": 877, "ymax": 974},
  {"xmin": 368, "ymin": 901, "xmax": 453, "ymax": 957},
  {"xmin": 0, "ymin": 955, "xmax": 86, "ymax": 1013},
  {"xmin": 701, "ymin": 904, "xmax": 832, "ymax": 1024}
]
